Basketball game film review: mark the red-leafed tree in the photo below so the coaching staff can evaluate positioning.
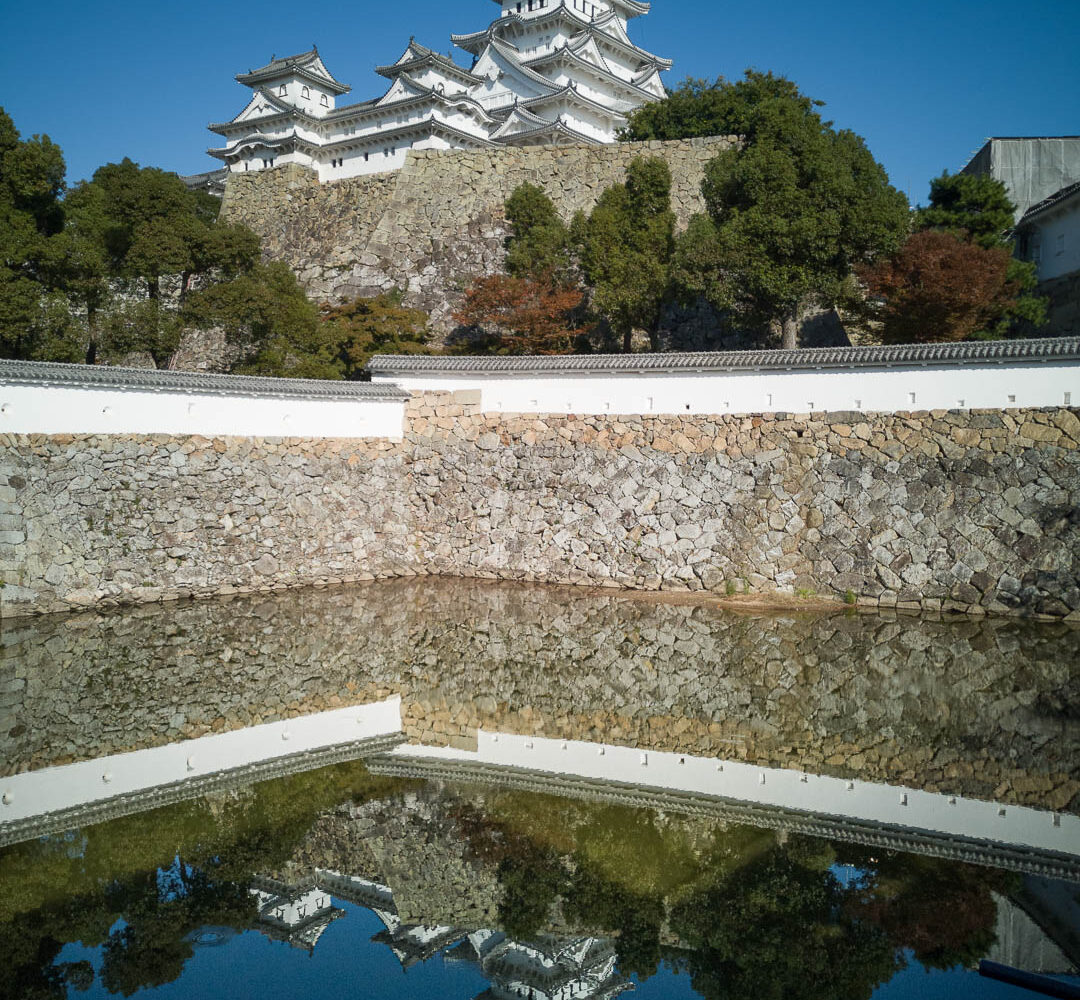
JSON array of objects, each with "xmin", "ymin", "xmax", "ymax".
[
  {"xmin": 453, "ymin": 271, "xmax": 585, "ymax": 354},
  {"xmin": 859, "ymin": 229, "xmax": 1027, "ymax": 343}
]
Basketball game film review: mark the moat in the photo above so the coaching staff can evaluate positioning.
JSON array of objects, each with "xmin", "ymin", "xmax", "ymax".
[{"xmin": 1, "ymin": 578, "xmax": 1078, "ymax": 998}]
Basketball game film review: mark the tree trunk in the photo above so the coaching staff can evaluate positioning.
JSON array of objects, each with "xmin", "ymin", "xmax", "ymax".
[
  {"xmin": 622, "ymin": 327, "xmax": 632, "ymax": 354},
  {"xmin": 781, "ymin": 310, "xmax": 799, "ymax": 350},
  {"xmin": 85, "ymin": 307, "xmax": 98, "ymax": 366}
]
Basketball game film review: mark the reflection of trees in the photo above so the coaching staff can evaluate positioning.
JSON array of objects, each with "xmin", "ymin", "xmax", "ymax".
[
  {"xmin": 839, "ymin": 848, "xmax": 1019, "ymax": 971},
  {"xmin": 670, "ymin": 835, "xmax": 898, "ymax": 1000},
  {"xmin": 0, "ymin": 762, "xmax": 410, "ymax": 998},
  {"xmin": 0, "ymin": 773, "xmax": 1037, "ymax": 999},
  {"xmin": 100, "ymin": 861, "xmax": 254, "ymax": 997}
]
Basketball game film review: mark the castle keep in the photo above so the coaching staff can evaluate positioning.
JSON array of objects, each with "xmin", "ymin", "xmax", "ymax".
[{"xmin": 208, "ymin": 0, "xmax": 670, "ymax": 182}]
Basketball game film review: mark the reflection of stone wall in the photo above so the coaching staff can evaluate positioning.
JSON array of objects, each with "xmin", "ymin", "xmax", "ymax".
[
  {"xmin": 219, "ymin": 139, "xmax": 732, "ymax": 332},
  {"xmin": 5, "ymin": 397, "xmax": 1080, "ymax": 618},
  {"xmin": 4, "ymin": 579, "xmax": 1077, "ymax": 811}
]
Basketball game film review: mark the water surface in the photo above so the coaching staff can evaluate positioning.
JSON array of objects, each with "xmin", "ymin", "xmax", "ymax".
[{"xmin": 1, "ymin": 578, "xmax": 1079, "ymax": 998}]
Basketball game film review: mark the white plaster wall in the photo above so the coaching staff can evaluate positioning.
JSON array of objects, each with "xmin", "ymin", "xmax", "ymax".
[
  {"xmin": 372, "ymin": 363, "xmax": 1080, "ymax": 416},
  {"xmin": 0, "ymin": 384, "xmax": 406, "ymax": 439},
  {"xmin": 1034, "ymin": 201, "xmax": 1080, "ymax": 281}
]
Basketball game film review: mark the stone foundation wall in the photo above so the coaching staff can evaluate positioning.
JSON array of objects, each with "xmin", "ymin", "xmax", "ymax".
[
  {"xmin": 404, "ymin": 394, "xmax": 1080, "ymax": 619},
  {"xmin": 0, "ymin": 433, "xmax": 412, "ymax": 615},
  {"xmin": 219, "ymin": 138, "xmax": 733, "ymax": 332},
  {"xmin": 3, "ymin": 395, "xmax": 1079, "ymax": 619}
]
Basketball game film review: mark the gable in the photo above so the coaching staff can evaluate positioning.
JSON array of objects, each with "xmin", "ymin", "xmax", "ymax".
[
  {"xmin": 472, "ymin": 41, "xmax": 559, "ymax": 101},
  {"xmin": 376, "ymin": 76, "xmax": 427, "ymax": 106},
  {"xmin": 306, "ymin": 53, "xmax": 338, "ymax": 84},
  {"xmin": 568, "ymin": 34, "xmax": 613, "ymax": 73},
  {"xmin": 232, "ymin": 91, "xmax": 289, "ymax": 123},
  {"xmin": 633, "ymin": 67, "xmax": 666, "ymax": 98},
  {"xmin": 594, "ymin": 12, "xmax": 634, "ymax": 47}
]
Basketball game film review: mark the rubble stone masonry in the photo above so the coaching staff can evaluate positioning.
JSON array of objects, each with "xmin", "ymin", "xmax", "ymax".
[
  {"xmin": 218, "ymin": 138, "xmax": 734, "ymax": 332},
  {"xmin": 2, "ymin": 393, "xmax": 1079, "ymax": 619}
]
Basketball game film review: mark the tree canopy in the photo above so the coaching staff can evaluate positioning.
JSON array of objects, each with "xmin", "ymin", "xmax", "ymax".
[
  {"xmin": 915, "ymin": 171, "xmax": 1016, "ymax": 248},
  {"xmin": 621, "ymin": 73, "xmax": 823, "ymax": 143},
  {"xmin": 578, "ymin": 156, "xmax": 676, "ymax": 352},
  {"xmin": 503, "ymin": 182, "xmax": 574, "ymax": 281},
  {"xmin": 321, "ymin": 288, "xmax": 432, "ymax": 375},
  {"xmin": 0, "ymin": 106, "xmax": 368, "ymax": 373},
  {"xmin": 669, "ymin": 72, "xmax": 910, "ymax": 347},
  {"xmin": 861, "ymin": 170, "xmax": 1047, "ymax": 341}
]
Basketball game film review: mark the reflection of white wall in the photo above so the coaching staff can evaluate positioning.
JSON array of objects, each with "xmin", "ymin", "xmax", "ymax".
[
  {"xmin": 987, "ymin": 892, "xmax": 1074, "ymax": 974},
  {"xmin": 0, "ymin": 384, "xmax": 406, "ymax": 438},
  {"xmin": 373, "ymin": 364, "xmax": 1079, "ymax": 416},
  {"xmin": 389, "ymin": 734, "xmax": 1080, "ymax": 861},
  {"xmin": 0, "ymin": 698, "xmax": 402, "ymax": 828}
]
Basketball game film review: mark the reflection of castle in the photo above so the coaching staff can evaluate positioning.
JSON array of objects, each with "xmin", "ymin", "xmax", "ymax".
[
  {"xmin": 449, "ymin": 931, "xmax": 631, "ymax": 1000},
  {"xmin": 250, "ymin": 875, "xmax": 344, "ymax": 953},
  {"xmin": 252, "ymin": 868, "xmax": 631, "ymax": 998}
]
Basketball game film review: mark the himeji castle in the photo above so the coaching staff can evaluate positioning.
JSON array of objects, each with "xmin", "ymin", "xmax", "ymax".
[{"xmin": 207, "ymin": 0, "xmax": 670, "ymax": 181}]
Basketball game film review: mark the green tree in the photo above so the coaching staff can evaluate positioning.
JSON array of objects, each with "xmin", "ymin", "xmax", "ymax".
[
  {"xmin": 321, "ymin": 289, "xmax": 432, "ymax": 376},
  {"xmin": 912, "ymin": 171, "xmax": 1046, "ymax": 333},
  {"xmin": 63, "ymin": 157, "xmax": 260, "ymax": 364},
  {"xmin": 183, "ymin": 261, "xmax": 342, "ymax": 379},
  {"xmin": 0, "ymin": 107, "xmax": 75, "ymax": 361},
  {"xmin": 671, "ymin": 72, "xmax": 910, "ymax": 348},
  {"xmin": 580, "ymin": 156, "xmax": 676, "ymax": 352},
  {"xmin": 916, "ymin": 172, "xmax": 1016, "ymax": 248},
  {"xmin": 621, "ymin": 74, "xmax": 814, "ymax": 143},
  {"xmin": 504, "ymin": 182, "xmax": 574, "ymax": 280}
]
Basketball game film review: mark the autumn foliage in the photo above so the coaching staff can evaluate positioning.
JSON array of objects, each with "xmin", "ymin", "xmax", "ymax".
[
  {"xmin": 453, "ymin": 272, "xmax": 585, "ymax": 354},
  {"xmin": 859, "ymin": 229, "xmax": 1025, "ymax": 343}
]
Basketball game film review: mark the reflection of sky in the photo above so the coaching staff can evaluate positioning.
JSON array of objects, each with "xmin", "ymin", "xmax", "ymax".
[
  {"xmin": 52, "ymin": 899, "xmax": 1079, "ymax": 1000},
  {"xmin": 871, "ymin": 951, "xmax": 1080, "ymax": 1000}
]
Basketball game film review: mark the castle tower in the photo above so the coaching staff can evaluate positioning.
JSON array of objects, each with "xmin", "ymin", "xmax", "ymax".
[{"xmin": 207, "ymin": 1, "xmax": 671, "ymax": 180}]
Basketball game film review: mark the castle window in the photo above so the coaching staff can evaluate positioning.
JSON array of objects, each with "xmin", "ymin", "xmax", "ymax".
[
  {"xmin": 320, "ymin": 94, "xmax": 329, "ymax": 107},
  {"xmin": 302, "ymin": 86, "xmax": 310, "ymax": 98},
  {"xmin": 364, "ymin": 152, "xmax": 369, "ymax": 161},
  {"xmin": 278, "ymin": 85, "xmax": 287, "ymax": 96}
]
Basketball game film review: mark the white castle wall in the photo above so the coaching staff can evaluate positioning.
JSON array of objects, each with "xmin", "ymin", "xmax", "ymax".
[
  {"xmin": 0, "ymin": 383, "xmax": 406, "ymax": 438},
  {"xmin": 371, "ymin": 362, "xmax": 1080, "ymax": 416}
]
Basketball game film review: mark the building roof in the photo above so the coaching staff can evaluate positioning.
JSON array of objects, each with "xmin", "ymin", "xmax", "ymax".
[
  {"xmin": 376, "ymin": 39, "xmax": 482, "ymax": 87},
  {"xmin": 366, "ymin": 337, "xmax": 1080, "ymax": 376},
  {"xmin": 523, "ymin": 46, "xmax": 659, "ymax": 104},
  {"xmin": 236, "ymin": 47, "xmax": 351, "ymax": 95},
  {"xmin": 1018, "ymin": 181, "xmax": 1080, "ymax": 226},
  {"xmin": 488, "ymin": 0, "xmax": 651, "ymax": 16},
  {"xmin": 0, "ymin": 359, "xmax": 410, "ymax": 401}
]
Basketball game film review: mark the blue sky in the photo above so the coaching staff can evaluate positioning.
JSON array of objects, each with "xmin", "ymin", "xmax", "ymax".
[{"xmin": 2, "ymin": 0, "xmax": 1077, "ymax": 205}]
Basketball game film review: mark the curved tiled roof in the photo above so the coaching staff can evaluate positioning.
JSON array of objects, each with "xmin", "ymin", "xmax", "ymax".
[
  {"xmin": 236, "ymin": 48, "xmax": 351, "ymax": 95},
  {"xmin": 1019, "ymin": 180, "xmax": 1080, "ymax": 224},
  {"xmin": 0, "ymin": 359, "xmax": 409, "ymax": 401},
  {"xmin": 367, "ymin": 337, "xmax": 1080, "ymax": 375}
]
